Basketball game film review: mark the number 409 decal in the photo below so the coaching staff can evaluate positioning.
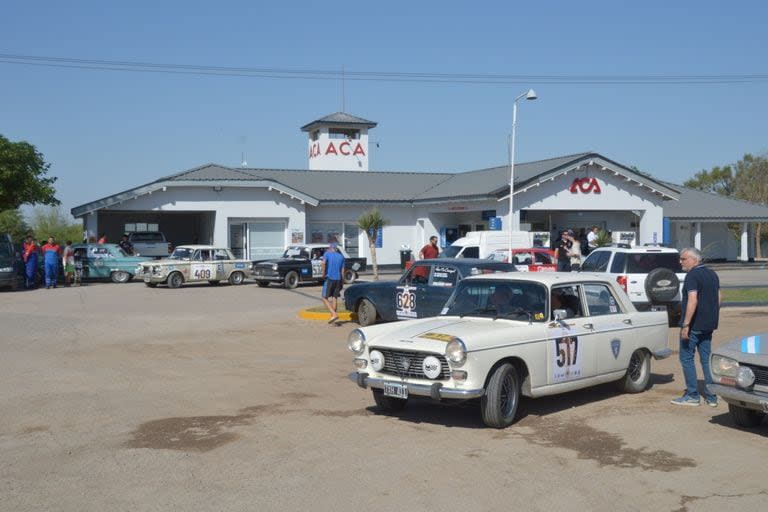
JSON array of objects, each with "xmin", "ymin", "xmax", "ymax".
[{"xmin": 194, "ymin": 268, "xmax": 212, "ymax": 279}]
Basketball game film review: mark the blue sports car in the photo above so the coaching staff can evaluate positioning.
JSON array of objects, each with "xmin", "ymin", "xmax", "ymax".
[{"xmin": 343, "ymin": 258, "xmax": 516, "ymax": 326}]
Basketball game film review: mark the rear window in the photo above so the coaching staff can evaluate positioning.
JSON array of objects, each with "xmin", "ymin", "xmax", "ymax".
[
  {"xmin": 581, "ymin": 251, "xmax": 610, "ymax": 272},
  {"xmin": 130, "ymin": 232, "xmax": 165, "ymax": 242},
  {"xmin": 626, "ymin": 253, "xmax": 682, "ymax": 273}
]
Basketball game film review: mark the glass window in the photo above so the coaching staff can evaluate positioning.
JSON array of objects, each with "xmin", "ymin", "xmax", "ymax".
[
  {"xmin": 581, "ymin": 251, "xmax": 610, "ymax": 272},
  {"xmin": 443, "ymin": 280, "xmax": 548, "ymax": 322},
  {"xmin": 328, "ymin": 128, "xmax": 359, "ymax": 139},
  {"xmin": 551, "ymin": 285, "xmax": 583, "ymax": 319},
  {"xmin": 213, "ymin": 249, "xmax": 230, "ymax": 260},
  {"xmin": 610, "ymin": 252, "xmax": 626, "ymax": 273},
  {"xmin": 170, "ymin": 247, "xmax": 193, "ymax": 260},
  {"xmin": 461, "ymin": 247, "xmax": 480, "ymax": 258},
  {"xmin": 584, "ymin": 283, "xmax": 622, "ymax": 316},
  {"xmin": 535, "ymin": 251, "xmax": 555, "ymax": 264},
  {"xmin": 124, "ymin": 223, "xmax": 136, "ymax": 233},
  {"xmin": 130, "ymin": 232, "xmax": 165, "ymax": 242},
  {"xmin": 248, "ymin": 222, "xmax": 285, "ymax": 260},
  {"xmin": 403, "ymin": 263, "xmax": 431, "ymax": 285},
  {"xmin": 627, "ymin": 253, "xmax": 682, "ymax": 273},
  {"xmin": 431, "ymin": 265, "xmax": 458, "ymax": 287}
]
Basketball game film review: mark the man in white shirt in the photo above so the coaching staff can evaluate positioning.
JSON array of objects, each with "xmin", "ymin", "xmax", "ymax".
[{"xmin": 587, "ymin": 226, "xmax": 599, "ymax": 252}]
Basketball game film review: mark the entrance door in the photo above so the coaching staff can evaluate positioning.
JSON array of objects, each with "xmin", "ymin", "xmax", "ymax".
[
  {"xmin": 229, "ymin": 223, "xmax": 245, "ymax": 258},
  {"xmin": 248, "ymin": 222, "xmax": 285, "ymax": 260}
]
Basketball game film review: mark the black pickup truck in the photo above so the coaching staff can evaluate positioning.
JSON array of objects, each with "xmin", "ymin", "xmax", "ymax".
[{"xmin": 251, "ymin": 243, "xmax": 367, "ymax": 289}]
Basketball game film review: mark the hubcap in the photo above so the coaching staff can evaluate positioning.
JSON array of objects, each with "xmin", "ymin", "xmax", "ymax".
[
  {"xmin": 628, "ymin": 353, "xmax": 643, "ymax": 381},
  {"xmin": 500, "ymin": 373, "xmax": 517, "ymax": 417}
]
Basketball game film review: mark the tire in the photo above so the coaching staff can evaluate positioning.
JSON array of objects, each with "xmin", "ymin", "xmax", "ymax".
[
  {"xmin": 729, "ymin": 404, "xmax": 765, "ymax": 428},
  {"xmin": 645, "ymin": 268, "xmax": 680, "ymax": 304},
  {"xmin": 481, "ymin": 363, "xmax": 521, "ymax": 428},
  {"xmin": 284, "ymin": 271, "xmax": 299, "ymax": 289},
  {"xmin": 167, "ymin": 272, "xmax": 183, "ymax": 289},
  {"xmin": 342, "ymin": 268, "xmax": 357, "ymax": 285},
  {"xmin": 111, "ymin": 270, "xmax": 130, "ymax": 284},
  {"xmin": 145, "ymin": 282, "xmax": 157, "ymax": 288},
  {"xmin": 372, "ymin": 389, "xmax": 408, "ymax": 412},
  {"xmin": 357, "ymin": 299, "xmax": 378, "ymax": 326},
  {"xmin": 256, "ymin": 281, "xmax": 270, "ymax": 288},
  {"xmin": 618, "ymin": 349, "xmax": 651, "ymax": 393},
  {"xmin": 228, "ymin": 271, "xmax": 245, "ymax": 285}
]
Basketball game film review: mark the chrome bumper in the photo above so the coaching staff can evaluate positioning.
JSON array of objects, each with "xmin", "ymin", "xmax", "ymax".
[
  {"xmin": 348, "ymin": 372, "xmax": 484, "ymax": 400},
  {"xmin": 652, "ymin": 348, "xmax": 673, "ymax": 360},
  {"xmin": 710, "ymin": 384, "xmax": 768, "ymax": 412}
]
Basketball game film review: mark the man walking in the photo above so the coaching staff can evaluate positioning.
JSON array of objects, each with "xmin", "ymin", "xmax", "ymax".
[
  {"xmin": 321, "ymin": 242, "xmax": 345, "ymax": 324},
  {"xmin": 671, "ymin": 247, "xmax": 722, "ymax": 407},
  {"xmin": 418, "ymin": 236, "xmax": 440, "ymax": 260}
]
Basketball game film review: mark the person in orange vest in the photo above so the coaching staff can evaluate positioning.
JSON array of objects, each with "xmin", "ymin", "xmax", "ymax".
[
  {"xmin": 41, "ymin": 236, "xmax": 62, "ymax": 289},
  {"xmin": 22, "ymin": 234, "xmax": 39, "ymax": 289},
  {"xmin": 97, "ymin": 233, "xmax": 107, "ymax": 244}
]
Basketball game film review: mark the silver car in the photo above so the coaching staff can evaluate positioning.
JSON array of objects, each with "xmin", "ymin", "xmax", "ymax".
[
  {"xmin": 710, "ymin": 334, "xmax": 768, "ymax": 427},
  {"xmin": 140, "ymin": 245, "xmax": 251, "ymax": 288}
]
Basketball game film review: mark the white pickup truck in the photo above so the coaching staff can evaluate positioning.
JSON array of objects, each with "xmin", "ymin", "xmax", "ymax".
[{"xmin": 129, "ymin": 232, "xmax": 171, "ymax": 258}]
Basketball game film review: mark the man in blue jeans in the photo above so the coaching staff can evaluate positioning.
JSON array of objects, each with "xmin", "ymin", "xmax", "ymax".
[
  {"xmin": 671, "ymin": 247, "xmax": 722, "ymax": 407},
  {"xmin": 321, "ymin": 242, "xmax": 345, "ymax": 324}
]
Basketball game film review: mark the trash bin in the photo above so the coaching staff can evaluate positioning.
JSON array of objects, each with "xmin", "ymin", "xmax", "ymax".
[{"xmin": 399, "ymin": 249, "xmax": 412, "ymax": 270}]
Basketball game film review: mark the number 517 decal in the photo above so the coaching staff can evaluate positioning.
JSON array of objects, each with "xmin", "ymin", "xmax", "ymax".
[{"xmin": 553, "ymin": 336, "xmax": 582, "ymax": 382}]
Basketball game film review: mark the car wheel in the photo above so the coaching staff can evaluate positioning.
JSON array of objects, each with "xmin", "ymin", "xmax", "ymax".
[
  {"xmin": 343, "ymin": 268, "xmax": 357, "ymax": 285},
  {"xmin": 645, "ymin": 268, "xmax": 680, "ymax": 304},
  {"xmin": 229, "ymin": 271, "xmax": 245, "ymax": 285},
  {"xmin": 481, "ymin": 363, "xmax": 521, "ymax": 428},
  {"xmin": 111, "ymin": 270, "xmax": 130, "ymax": 284},
  {"xmin": 618, "ymin": 349, "xmax": 651, "ymax": 393},
  {"xmin": 167, "ymin": 272, "xmax": 183, "ymax": 289},
  {"xmin": 256, "ymin": 281, "xmax": 270, "ymax": 288},
  {"xmin": 729, "ymin": 404, "xmax": 765, "ymax": 427},
  {"xmin": 357, "ymin": 299, "xmax": 378, "ymax": 326},
  {"xmin": 372, "ymin": 389, "xmax": 407, "ymax": 412},
  {"xmin": 284, "ymin": 271, "xmax": 299, "ymax": 289},
  {"xmin": 145, "ymin": 282, "xmax": 157, "ymax": 288}
]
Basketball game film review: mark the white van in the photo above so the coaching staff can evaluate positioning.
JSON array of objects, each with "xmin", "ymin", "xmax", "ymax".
[{"xmin": 441, "ymin": 231, "xmax": 532, "ymax": 259}]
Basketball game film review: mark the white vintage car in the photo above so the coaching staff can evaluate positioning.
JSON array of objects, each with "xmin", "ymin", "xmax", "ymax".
[
  {"xmin": 140, "ymin": 245, "xmax": 251, "ymax": 288},
  {"xmin": 348, "ymin": 272, "xmax": 672, "ymax": 428}
]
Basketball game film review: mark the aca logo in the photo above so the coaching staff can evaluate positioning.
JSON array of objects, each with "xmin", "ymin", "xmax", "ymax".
[
  {"xmin": 570, "ymin": 177, "xmax": 602, "ymax": 194},
  {"xmin": 309, "ymin": 141, "xmax": 366, "ymax": 159}
]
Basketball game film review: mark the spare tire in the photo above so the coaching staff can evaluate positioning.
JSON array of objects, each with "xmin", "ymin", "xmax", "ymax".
[{"xmin": 645, "ymin": 268, "xmax": 679, "ymax": 304}]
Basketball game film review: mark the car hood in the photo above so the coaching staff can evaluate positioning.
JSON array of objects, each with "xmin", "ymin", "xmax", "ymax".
[
  {"xmin": 715, "ymin": 334, "xmax": 768, "ymax": 365},
  {"xmin": 345, "ymin": 280, "xmax": 399, "ymax": 295},
  {"xmin": 362, "ymin": 315, "xmax": 544, "ymax": 353}
]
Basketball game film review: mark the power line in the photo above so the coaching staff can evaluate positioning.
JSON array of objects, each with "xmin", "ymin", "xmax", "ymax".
[{"xmin": 1, "ymin": 53, "xmax": 766, "ymax": 85}]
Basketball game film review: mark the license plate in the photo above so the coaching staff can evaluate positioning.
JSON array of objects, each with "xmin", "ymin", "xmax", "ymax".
[
  {"xmin": 651, "ymin": 306, "xmax": 667, "ymax": 312},
  {"xmin": 383, "ymin": 382, "xmax": 408, "ymax": 399}
]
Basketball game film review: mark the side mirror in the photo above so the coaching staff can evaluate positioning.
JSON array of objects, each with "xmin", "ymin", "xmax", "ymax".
[{"xmin": 553, "ymin": 309, "xmax": 568, "ymax": 321}]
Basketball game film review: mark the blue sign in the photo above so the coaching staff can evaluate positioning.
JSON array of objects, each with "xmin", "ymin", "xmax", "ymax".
[
  {"xmin": 481, "ymin": 210, "xmax": 497, "ymax": 220},
  {"xmin": 368, "ymin": 227, "xmax": 383, "ymax": 248},
  {"xmin": 488, "ymin": 217, "xmax": 503, "ymax": 230}
]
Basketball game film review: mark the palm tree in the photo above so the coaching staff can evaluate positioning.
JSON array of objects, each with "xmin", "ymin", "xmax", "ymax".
[{"xmin": 357, "ymin": 207, "xmax": 386, "ymax": 280}]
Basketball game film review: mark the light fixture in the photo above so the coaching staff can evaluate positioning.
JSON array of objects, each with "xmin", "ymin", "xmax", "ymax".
[{"xmin": 508, "ymin": 88, "xmax": 538, "ymax": 259}]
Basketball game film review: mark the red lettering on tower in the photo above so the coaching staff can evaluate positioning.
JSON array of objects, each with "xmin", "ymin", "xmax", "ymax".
[
  {"xmin": 339, "ymin": 141, "xmax": 351, "ymax": 155},
  {"xmin": 353, "ymin": 143, "xmax": 366, "ymax": 156},
  {"xmin": 569, "ymin": 177, "xmax": 602, "ymax": 194},
  {"xmin": 325, "ymin": 143, "xmax": 338, "ymax": 155}
]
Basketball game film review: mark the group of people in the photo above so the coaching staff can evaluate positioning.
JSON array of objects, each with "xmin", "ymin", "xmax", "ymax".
[
  {"xmin": 21, "ymin": 235, "xmax": 76, "ymax": 289},
  {"xmin": 555, "ymin": 225, "xmax": 600, "ymax": 272}
]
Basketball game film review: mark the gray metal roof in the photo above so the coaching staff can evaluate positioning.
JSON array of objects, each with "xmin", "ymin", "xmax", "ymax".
[
  {"xmin": 71, "ymin": 152, "xmax": 767, "ymax": 221},
  {"xmin": 300, "ymin": 112, "xmax": 378, "ymax": 132},
  {"xmin": 663, "ymin": 184, "xmax": 768, "ymax": 221}
]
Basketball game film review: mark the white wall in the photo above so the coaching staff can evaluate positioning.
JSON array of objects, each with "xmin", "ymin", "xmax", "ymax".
[
  {"xmin": 103, "ymin": 187, "xmax": 306, "ymax": 248},
  {"xmin": 308, "ymin": 128, "xmax": 370, "ymax": 171}
]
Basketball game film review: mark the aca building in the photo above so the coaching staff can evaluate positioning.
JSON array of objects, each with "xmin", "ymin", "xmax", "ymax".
[{"xmin": 72, "ymin": 112, "xmax": 768, "ymax": 264}]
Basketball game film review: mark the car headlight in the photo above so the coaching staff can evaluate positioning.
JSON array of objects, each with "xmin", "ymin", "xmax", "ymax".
[
  {"xmin": 152, "ymin": 265, "xmax": 162, "ymax": 273},
  {"xmin": 445, "ymin": 338, "xmax": 467, "ymax": 366},
  {"xmin": 0, "ymin": 266, "xmax": 13, "ymax": 272},
  {"xmin": 736, "ymin": 366, "xmax": 755, "ymax": 388},
  {"xmin": 369, "ymin": 350, "xmax": 384, "ymax": 371},
  {"xmin": 347, "ymin": 329, "xmax": 366, "ymax": 355},
  {"xmin": 272, "ymin": 263, "xmax": 279, "ymax": 271},
  {"xmin": 711, "ymin": 354, "xmax": 739, "ymax": 377}
]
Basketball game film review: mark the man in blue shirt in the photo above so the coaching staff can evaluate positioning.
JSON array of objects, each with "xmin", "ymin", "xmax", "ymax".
[
  {"xmin": 671, "ymin": 247, "xmax": 722, "ymax": 407},
  {"xmin": 321, "ymin": 242, "xmax": 346, "ymax": 324}
]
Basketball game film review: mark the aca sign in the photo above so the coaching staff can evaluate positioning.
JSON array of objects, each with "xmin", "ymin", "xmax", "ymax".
[
  {"xmin": 309, "ymin": 141, "xmax": 366, "ymax": 159},
  {"xmin": 570, "ymin": 177, "xmax": 601, "ymax": 194}
]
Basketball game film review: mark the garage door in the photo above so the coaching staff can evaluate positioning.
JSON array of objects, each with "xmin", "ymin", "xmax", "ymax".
[{"xmin": 248, "ymin": 222, "xmax": 285, "ymax": 260}]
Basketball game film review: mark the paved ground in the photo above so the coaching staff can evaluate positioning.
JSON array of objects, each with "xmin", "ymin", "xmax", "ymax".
[{"xmin": 1, "ymin": 281, "xmax": 767, "ymax": 512}]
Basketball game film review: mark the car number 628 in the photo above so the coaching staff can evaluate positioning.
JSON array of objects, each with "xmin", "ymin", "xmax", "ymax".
[{"xmin": 396, "ymin": 291, "xmax": 416, "ymax": 310}]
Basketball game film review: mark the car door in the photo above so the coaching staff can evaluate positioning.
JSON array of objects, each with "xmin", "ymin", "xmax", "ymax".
[
  {"xmin": 416, "ymin": 263, "xmax": 459, "ymax": 317},
  {"xmin": 394, "ymin": 262, "xmax": 433, "ymax": 320},
  {"xmin": 88, "ymin": 246, "xmax": 111, "ymax": 278},
  {"xmin": 546, "ymin": 284, "xmax": 597, "ymax": 385},
  {"xmin": 212, "ymin": 248, "xmax": 231, "ymax": 280},
  {"xmin": 190, "ymin": 249, "xmax": 214, "ymax": 282},
  {"xmin": 582, "ymin": 283, "xmax": 634, "ymax": 375}
]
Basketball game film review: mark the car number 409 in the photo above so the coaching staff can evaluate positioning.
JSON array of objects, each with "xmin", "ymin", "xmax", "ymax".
[{"xmin": 194, "ymin": 269, "xmax": 212, "ymax": 279}]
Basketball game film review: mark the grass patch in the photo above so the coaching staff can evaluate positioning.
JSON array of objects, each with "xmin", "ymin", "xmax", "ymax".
[{"xmin": 722, "ymin": 288, "xmax": 768, "ymax": 303}]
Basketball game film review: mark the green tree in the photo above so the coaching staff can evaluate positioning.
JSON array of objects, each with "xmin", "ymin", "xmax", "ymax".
[
  {"xmin": 357, "ymin": 207, "xmax": 387, "ymax": 280},
  {"xmin": 0, "ymin": 209, "xmax": 30, "ymax": 242},
  {"xmin": 683, "ymin": 165, "xmax": 735, "ymax": 196},
  {"xmin": 29, "ymin": 207, "xmax": 83, "ymax": 244},
  {"xmin": 0, "ymin": 134, "xmax": 59, "ymax": 210}
]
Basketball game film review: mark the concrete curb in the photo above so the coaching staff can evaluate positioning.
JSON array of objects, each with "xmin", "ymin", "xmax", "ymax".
[{"xmin": 298, "ymin": 306, "xmax": 356, "ymax": 322}]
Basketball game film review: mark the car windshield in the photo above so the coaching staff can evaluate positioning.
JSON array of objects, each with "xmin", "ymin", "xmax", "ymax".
[
  {"xmin": 283, "ymin": 246, "xmax": 310, "ymax": 259},
  {"xmin": 131, "ymin": 233, "xmax": 164, "ymax": 242},
  {"xmin": 169, "ymin": 247, "xmax": 194, "ymax": 260},
  {"xmin": 442, "ymin": 280, "xmax": 548, "ymax": 322},
  {"xmin": 440, "ymin": 246, "xmax": 462, "ymax": 258}
]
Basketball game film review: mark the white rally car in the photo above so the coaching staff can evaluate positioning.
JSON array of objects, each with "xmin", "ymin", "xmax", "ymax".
[{"xmin": 348, "ymin": 272, "xmax": 671, "ymax": 428}]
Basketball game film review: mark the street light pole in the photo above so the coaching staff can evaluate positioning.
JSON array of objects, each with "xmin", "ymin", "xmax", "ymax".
[{"xmin": 508, "ymin": 89, "xmax": 537, "ymax": 260}]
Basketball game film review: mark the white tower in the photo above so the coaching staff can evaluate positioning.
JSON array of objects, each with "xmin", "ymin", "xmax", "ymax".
[{"xmin": 301, "ymin": 112, "xmax": 377, "ymax": 171}]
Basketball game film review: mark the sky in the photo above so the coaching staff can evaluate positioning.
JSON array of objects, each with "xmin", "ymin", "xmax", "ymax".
[{"xmin": 2, "ymin": 1, "xmax": 767, "ymax": 217}]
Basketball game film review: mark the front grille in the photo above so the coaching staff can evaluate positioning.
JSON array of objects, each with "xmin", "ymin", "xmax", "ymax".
[
  {"xmin": 142, "ymin": 265, "xmax": 151, "ymax": 273},
  {"xmin": 742, "ymin": 363, "xmax": 768, "ymax": 387},
  {"xmin": 374, "ymin": 348, "xmax": 451, "ymax": 380}
]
